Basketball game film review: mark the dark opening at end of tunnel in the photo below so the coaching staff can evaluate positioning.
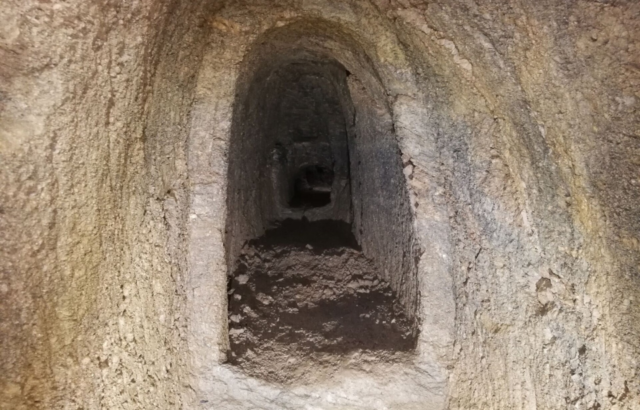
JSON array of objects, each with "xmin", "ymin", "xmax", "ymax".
[{"xmin": 289, "ymin": 164, "xmax": 334, "ymax": 209}]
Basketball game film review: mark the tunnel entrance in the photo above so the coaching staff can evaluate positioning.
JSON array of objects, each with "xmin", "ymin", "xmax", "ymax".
[{"xmin": 225, "ymin": 49, "xmax": 419, "ymax": 383}]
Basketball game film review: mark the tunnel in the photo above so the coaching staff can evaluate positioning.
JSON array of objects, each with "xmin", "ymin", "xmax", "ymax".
[
  {"xmin": 2, "ymin": 0, "xmax": 639, "ymax": 409},
  {"xmin": 226, "ymin": 58, "xmax": 353, "ymax": 228},
  {"xmin": 224, "ymin": 34, "xmax": 420, "ymax": 382}
]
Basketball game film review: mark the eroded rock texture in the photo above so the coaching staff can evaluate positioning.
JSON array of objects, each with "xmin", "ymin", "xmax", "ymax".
[{"xmin": 1, "ymin": 0, "xmax": 639, "ymax": 409}]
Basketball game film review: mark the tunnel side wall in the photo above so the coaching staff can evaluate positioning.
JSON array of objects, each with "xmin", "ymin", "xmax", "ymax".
[
  {"xmin": 0, "ymin": 0, "xmax": 218, "ymax": 408},
  {"xmin": 347, "ymin": 76, "xmax": 420, "ymax": 324}
]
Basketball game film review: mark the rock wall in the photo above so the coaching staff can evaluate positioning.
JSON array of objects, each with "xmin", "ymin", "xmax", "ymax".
[
  {"xmin": 1, "ymin": 0, "xmax": 638, "ymax": 409},
  {"xmin": 384, "ymin": 2, "xmax": 640, "ymax": 408},
  {"xmin": 0, "ymin": 0, "xmax": 217, "ymax": 408}
]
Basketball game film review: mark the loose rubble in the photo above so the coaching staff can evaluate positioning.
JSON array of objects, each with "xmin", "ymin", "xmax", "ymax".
[{"xmin": 226, "ymin": 222, "xmax": 416, "ymax": 384}]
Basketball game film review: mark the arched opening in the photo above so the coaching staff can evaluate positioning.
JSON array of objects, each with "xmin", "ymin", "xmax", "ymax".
[{"xmin": 224, "ymin": 24, "xmax": 420, "ymax": 383}]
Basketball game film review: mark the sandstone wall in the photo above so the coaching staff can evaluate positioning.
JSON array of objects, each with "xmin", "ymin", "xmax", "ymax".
[{"xmin": 1, "ymin": 0, "xmax": 217, "ymax": 408}]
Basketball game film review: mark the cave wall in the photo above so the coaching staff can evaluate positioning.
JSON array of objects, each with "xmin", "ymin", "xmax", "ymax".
[
  {"xmin": 386, "ymin": 2, "xmax": 640, "ymax": 408},
  {"xmin": 346, "ymin": 74, "xmax": 421, "ymax": 326},
  {"xmin": 0, "ymin": 0, "xmax": 217, "ymax": 408},
  {"xmin": 1, "ymin": 0, "xmax": 638, "ymax": 409}
]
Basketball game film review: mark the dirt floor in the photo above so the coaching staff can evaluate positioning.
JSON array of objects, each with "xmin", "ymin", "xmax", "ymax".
[{"xmin": 226, "ymin": 219, "xmax": 417, "ymax": 384}]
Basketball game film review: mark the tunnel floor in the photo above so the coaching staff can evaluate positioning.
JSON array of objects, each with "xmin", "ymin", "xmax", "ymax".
[{"xmin": 227, "ymin": 219, "xmax": 417, "ymax": 383}]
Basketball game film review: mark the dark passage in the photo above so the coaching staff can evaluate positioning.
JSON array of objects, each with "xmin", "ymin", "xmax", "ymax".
[
  {"xmin": 289, "ymin": 165, "xmax": 334, "ymax": 208},
  {"xmin": 226, "ymin": 53, "xmax": 419, "ymax": 383},
  {"xmin": 263, "ymin": 60, "xmax": 352, "ymax": 221}
]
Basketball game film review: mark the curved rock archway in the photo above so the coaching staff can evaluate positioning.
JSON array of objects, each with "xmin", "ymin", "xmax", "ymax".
[{"xmin": 185, "ymin": 14, "xmax": 453, "ymax": 407}]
